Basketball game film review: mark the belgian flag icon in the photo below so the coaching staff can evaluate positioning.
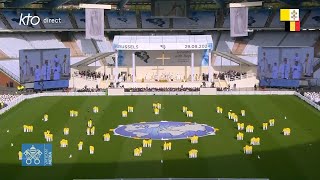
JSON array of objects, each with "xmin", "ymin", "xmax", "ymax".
[{"xmin": 285, "ymin": 21, "xmax": 300, "ymax": 32}]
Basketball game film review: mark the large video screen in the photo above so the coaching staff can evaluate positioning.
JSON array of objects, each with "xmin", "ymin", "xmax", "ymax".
[
  {"xmin": 151, "ymin": 0, "xmax": 188, "ymax": 18},
  {"xmin": 258, "ymin": 47, "xmax": 314, "ymax": 80},
  {"xmin": 19, "ymin": 48, "xmax": 70, "ymax": 84}
]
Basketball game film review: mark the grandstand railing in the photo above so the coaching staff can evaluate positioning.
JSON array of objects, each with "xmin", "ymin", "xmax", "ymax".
[{"xmin": 0, "ymin": 63, "xmax": 20, "ymax": 83}]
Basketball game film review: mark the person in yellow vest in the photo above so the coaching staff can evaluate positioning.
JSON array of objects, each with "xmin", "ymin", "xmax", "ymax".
[
  {"xmin": 233, "ymin": 115, "xmax": 238, "ymax": 122},
  {"xmin": 90, "ymin": 126, "xmax": 95, "ymax": 135},
  {"xmin": 263, "ymin": 122, "xmax": 268, "ymax": 130},
  {"xmin": 157, "ymin": 103, "xmax": 161, "ymax": 109},
  {"xmin": 74, "ymin": 111, "xmax": 78, "ymax": 117},
  {"xmin": 44, "ymin": 130, "xmax": 50, "ymax": 141},
  {"xmin": 240, "ymin": 123, "xmax": 245, "ymax": 130},
  {"xmin": 190, "ymin": 136, "xmax": 198, "ymax": 144},
  {"xmin": 216, "ymin": 106, "xmax": 220, "ymax": 113},
  {"xmin": 154, "ymin": 108, "xmax": 159, "ymax": 115},
  {"xmin": 70, "ymin": 110, "xmax": 74, "ymax": 117},
  {"xmin": 246, "ymin": 125, "xmax": 251, "ymax": 133},
  {"xmin": 28, "ymin": 126, "xmax": 33, "ymax": 132},
  {"xmin": 23, "ymin": 125, "xmax": 27, "ymax": 132},
  {"xmin": 139, "ymin": 147, "xmax": 143, "ymax": 154},
  {"xmin": 147, "ymin": 139, "xmax": 152, "ymax": 147},
  {"xmin": 86, "ymin": 127, "xmax": 90, "ymax": 135},
  {"xmin": 237, "ymin": 123, "xmax": 241, "ymax": 130},
  {"xmin": 188, "ymin": 149, "xmax": 193, "ymax": 158},
  {"xmin": 103, "ymin": 133, "xmax": 110, "ymax": 141},
  {"xmin": 134, "ymin": 148, "xmax": 140, "ymax": 156},
  {"xmin": 18, "ymin": 151, "xmax": 22, "ymax": 160},
  {"xmin": 63, "ymin": 128, "xmax": 69, "ymax": 135},
  {"xmin": 250, "ymin": 137, "xmax": 256, "ymax": 145},
  {"xmin": 43, "ymin": 113, "xmax": 48, "ymax": 122},
  {"xmin": 48, "ymin": 133, "xmax": 53, "ymax": 142},
  {"xmin": 163, "ymin": 142, "xmax": 168, "ymax": 151},
  {"xmin": 269, "ymin": 119, "xmax": 275, "ymax": 126},
  {"xmin": 122, "ymin": 110, "xmax": 128, "ymax": 117},
  {"xmin": 153, "ymin": 103, "xmax": 157, "ymax": 109},
  {"xmin": 89, "ymin": 146, "xmax": 94, "ymax": 154},
  {"xmin": 168, "ymin": 142, "xmax": 172, "ymax": 150},
  {"xmin": 78, "ymin": 141, "xmax": 83, "ymax": 150},
  {"xmin": 241, "ymin": 110, "xmax": 245, "ymax": 116},
  {"xmin": 60, "ymin": 139, "xmax": 66, "ymax": 148},
  {"xmin": 189, "ymin": 111, "xmax": 193, "ymax": 117},
  {"xmin": 88, "ymin": 119, "xmax": 93, "ymax": 128},
  {"xmin": 143, "ymin": 139, "xmax": 147, "ymax": 147},
  {"xmin": 283, "ymin": 128, "xmax": 291, "ymax": 136},
  {"xmin": 219, "ymin": 107, "xmax": 223, "ymax": 114},
  {"xmin": 237, "ymin": 132, "xmax": 244, "ymax": 140},
  {"xmin": 256, "ymin": 137, "xmax": 260, "ymax": 145},
  {"xmin": 183, "ymin": 106, "xmax": 187, "ymax": 113}
]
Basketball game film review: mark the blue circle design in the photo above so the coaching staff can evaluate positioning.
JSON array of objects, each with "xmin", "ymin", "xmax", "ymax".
[{"xmin": 114, "ymin": 121, "xmax": 215, "ymax": 140}]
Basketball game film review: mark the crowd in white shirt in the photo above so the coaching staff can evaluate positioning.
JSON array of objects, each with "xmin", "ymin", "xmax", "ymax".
[{"xmin": 304, "ymin": 92, "xmax": 320, "ymax": 104}]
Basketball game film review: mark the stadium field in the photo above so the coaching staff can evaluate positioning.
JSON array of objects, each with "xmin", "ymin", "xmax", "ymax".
[{"xmin": 0, "ymin": 95, "xmax": 320, "ymax": 180}]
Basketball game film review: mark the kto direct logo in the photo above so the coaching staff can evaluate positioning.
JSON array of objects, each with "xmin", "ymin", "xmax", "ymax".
[{"xmin": 19, "ymin": 13, "xmax": 62, "ymax": 26}]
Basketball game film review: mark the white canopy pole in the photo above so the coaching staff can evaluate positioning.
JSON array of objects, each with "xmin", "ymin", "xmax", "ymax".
[
  {"xmin": 191, "ymin": 52, "xmax": 195, "ymax": 82},
  {"xmin": 132, "ymin": 52, "xmax": 136, "ymax": 82}
]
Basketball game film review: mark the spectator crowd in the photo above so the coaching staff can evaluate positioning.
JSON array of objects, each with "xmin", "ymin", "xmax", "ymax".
[
  {"xmin": 124, "ymin": 87, "xmax": 200, "ymax": 92},
  {"xmin": 304, "ymin": 92, "xmax": 320, "ymax": 105}
]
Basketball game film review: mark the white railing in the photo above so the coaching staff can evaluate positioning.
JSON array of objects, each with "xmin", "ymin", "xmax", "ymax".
[{"xmin": 0, "ymin": 92, "xmax": 105, "ymax": 115}]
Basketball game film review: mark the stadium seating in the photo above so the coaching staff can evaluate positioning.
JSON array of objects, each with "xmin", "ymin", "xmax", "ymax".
[
  {"xmin": 303, "ymin": 8, "xmax": 320, "ymax": 28},
  {"xmin": 0, "ymin": 18, "xmax": 7, "ymax": 29},
  {"xmin": 279, "ymin": 31, "xmax": 319, "ymax": 46},
  {"xmin": 242, "ymin": 32, "xmax": 287, "ymax": 55},
  {"xmin": 73, "ymin": 10, "xmax": 85, "ymax": 29},
  {"xmin": 304, "ymin": 92, "xmax": 320, "ymax": 104},
  {"xmin": 222, "ymin": 9, "xmax": 270, "ymax": 28},
  {"xmin": 0, "ymin": 60, "xmax": 20, "ymax": 79},
  {"xmin": 23, "ymin": 33, "xmax": 66, "ymax": 49},
  {"xmin": 74, "ymin": 33, "xmax": 97, "ymax": 55},
  {"xmin": 0, "ymin": 34, "xmax": 33, "ymax": 58},
  {"xmin": 0, "ymin": 94, "xmax": 20, "ymax": 104}
]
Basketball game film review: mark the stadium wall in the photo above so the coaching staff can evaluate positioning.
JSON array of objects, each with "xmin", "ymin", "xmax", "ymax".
[{"xmin": 1, "ymin": 91, "xmax": 319, "ymax": 115}]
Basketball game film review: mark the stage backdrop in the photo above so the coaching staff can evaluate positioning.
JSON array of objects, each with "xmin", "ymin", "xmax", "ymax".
[
  {"xmin": 19, "ymin": 48, "xmax": 70, "ymax": 85},
  {"xmin": 115, "ymin": 50, "xmax": 210, "ymax": 66},
  {"xmin": 258, "ymin": 47, "xmax": 314, "ymax": 87}
]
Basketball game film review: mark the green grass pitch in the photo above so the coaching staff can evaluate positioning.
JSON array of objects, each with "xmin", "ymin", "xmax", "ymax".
[{"xmin": 0, "ymin": 95, "xmax": 320, "ymax": 180}]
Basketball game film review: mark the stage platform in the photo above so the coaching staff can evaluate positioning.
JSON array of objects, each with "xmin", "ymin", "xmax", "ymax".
[{"xmin": 120, "ymin": 82, "xmax": 206, "ymax": 88}]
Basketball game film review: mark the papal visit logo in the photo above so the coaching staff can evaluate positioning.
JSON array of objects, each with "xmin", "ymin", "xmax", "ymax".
[{"xmin": 22, "ymin": 144, "xmax": 52, "ymax": 166}]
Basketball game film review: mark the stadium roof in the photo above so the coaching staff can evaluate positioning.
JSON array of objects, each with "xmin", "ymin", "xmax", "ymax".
[{"xmin": 0, "ymin": 0, "xmax": 312, "ymax": 9}]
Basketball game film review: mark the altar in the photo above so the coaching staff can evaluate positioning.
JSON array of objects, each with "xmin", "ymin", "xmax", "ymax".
[{"xmin": 112, "ymin": 35, "xmax": 214, "ymax": 83}]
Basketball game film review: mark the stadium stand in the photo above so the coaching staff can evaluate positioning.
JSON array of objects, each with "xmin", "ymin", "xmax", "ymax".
[
  {"xmin": 107, "ymin": 11, "xmax": 138, "ymax": 29},
  {"xmin": 23, "ymin": 33, "xmax": 66, "ymax": 49},
  {"xmin": 73, "ymin": 10, "xmax": 85, "ymax": 29},
  {"xmin": 223, "ymin": 9, "xmax": 270, "ymax": 28},
  {"xmin": 304, "ymin": 92, "xmax": 320, "ymax": 104},
  {"xmin": 242, "ymin": 32, "xmax": 287, "ymax": 55},
  {"xmin": 74, "ymin": 33, "xmax": 98, "ymax": 55},
  {"xmin": 279, "ymin": 31, "xmax": 319, "ymax": 46},
  {"xmin": 303, "ymin": 8, "xmax": 320, "ymax": 28},
  {"xmin": 0, "ymin": 18, "xmax": 7, "ymax": 29},
  {"xmin": 0, "ymin": 34, "xmax": 33, "ymax": 58},
  {"xmin": 0, "ymin": 94, "xmax": 20, "ymax": 103}
]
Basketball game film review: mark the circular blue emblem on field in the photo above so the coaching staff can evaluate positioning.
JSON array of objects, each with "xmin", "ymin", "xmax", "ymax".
[{"xmin": 114, "ymin": 121, "xmax": 215, "ymax": 140}]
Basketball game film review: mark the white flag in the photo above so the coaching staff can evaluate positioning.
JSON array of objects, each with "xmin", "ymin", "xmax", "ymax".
[
  {"xmin": 85, "ymin": 8, "xmax": 104, "ymax": 40},
  {"xmin": 230, "ymin": 7, "xmax": 248, "ymax": 37}
]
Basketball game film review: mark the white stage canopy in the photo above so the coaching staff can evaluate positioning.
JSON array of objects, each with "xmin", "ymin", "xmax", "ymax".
[
  {"xmin": 113, "ymin": 35, "xmax": 214, "ymax": 51},
  {"xmin": 112, "ymin": 35, "xmax": 214, "ymax": 83}
]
